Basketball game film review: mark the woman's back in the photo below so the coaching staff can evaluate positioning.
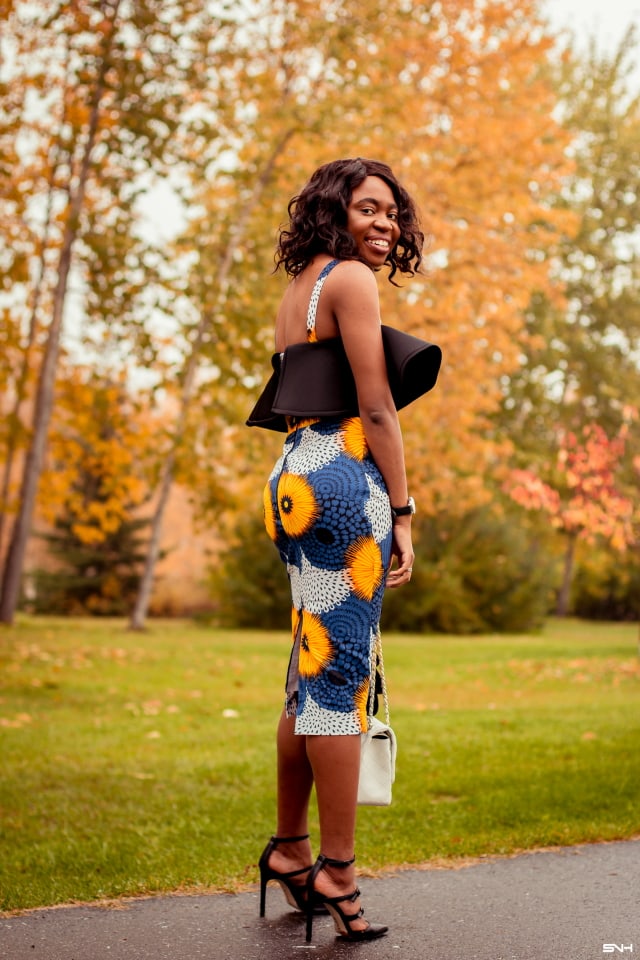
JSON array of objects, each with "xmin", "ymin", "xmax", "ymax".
[{"xmin": 275, "ymin": 257, "xmax": 380, "ymax": 353}]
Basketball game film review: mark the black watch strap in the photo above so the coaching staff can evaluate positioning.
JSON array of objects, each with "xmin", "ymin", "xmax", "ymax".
[{"xmin": 390, "ymin": 496, "xmax": 416, "ymax": 518}]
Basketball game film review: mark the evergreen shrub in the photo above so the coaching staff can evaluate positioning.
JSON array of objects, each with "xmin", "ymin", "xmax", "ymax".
[
  {"xmin": 381, "ymin": 506, "xmax": 557, "ymax": 634},
  {"xmin": 25, "ymin": 516, "xmax": 148, "ymax": 616},
  {"xmin": 208, "ymin": 512, "xmax": 290, "ymax": 629}
]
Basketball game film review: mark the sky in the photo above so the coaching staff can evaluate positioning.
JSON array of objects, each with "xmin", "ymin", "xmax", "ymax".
[
  {"xmin": 544, "ymin": 0, "xmax": 640, "ymax": 53},
  {"xmin": 136, "ymin": 0, "xmax": 640, "ymax": 242}
]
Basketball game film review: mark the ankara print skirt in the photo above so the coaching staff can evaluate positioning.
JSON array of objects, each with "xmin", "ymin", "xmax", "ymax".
[{"xmin": 263, "ymin": 416, "xmax": 393, "ymax": 736}]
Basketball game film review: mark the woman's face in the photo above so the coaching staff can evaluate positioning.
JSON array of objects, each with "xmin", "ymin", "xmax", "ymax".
[{"xmin": 346, "ymin": 176, "xmax": 401, "ymax": 267}]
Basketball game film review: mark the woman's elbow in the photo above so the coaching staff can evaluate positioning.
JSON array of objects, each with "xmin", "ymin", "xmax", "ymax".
[{"xmin": 360, "ymin": 401, "xmax": 396, "ymax": 428}]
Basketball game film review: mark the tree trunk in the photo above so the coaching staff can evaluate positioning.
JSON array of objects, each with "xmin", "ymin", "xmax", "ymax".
[
  {"xmin": 0, "ymin": 138, "xmax": 64, "ymax": 564},
  {"xmin": 0, "ymin": 19, "xmax": 116, "ymax": 624},
  {"xmin": 128, "ymin": 130, "xmax": 295, "ymax": 630},
  {"xmin": 0, "ymin": 231, "xmax": 77, "ymax": 622},
  {"xmin": 556, "ymin": 532, "xmax": 577, "ymax": 617}
]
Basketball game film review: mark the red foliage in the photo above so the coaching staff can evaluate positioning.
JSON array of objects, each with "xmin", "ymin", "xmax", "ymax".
[{"xmin": 505, "ymin": 422, "xmax": 635, "ymax": 551}]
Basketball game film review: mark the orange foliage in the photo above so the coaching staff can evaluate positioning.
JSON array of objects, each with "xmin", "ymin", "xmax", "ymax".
[
  {"xmin": 38, "ymin": 371, "xmax": 157, "ymax": 545},
  {"xmin": 505, "ymin": 422, "xmax": 636, "ymax": 551},
  {"xmin": 1, "ymin": 0, "xmax": 587, "ymax": 613},
  {"xmin": 219, "ymin": 0, "xmax": 576, "ymax": 516}
]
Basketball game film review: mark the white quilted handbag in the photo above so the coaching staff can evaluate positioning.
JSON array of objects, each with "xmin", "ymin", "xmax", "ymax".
[{"xmin": 358, "ymin": 631, "xmax": 397, "ymax": 806}]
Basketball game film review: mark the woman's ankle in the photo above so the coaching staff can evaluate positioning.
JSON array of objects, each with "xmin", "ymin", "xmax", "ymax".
[
  {"xmin": 313, "ymin": 861, "xmax": 357, "ymax": 895},
  {"xmin": 269, "ymin": 836, "xmax": 312, "ymax": 869}
]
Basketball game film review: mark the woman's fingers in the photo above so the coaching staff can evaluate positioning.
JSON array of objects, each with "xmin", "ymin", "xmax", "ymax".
[
  {"xmin": 387, "ymin": 521, "xmax": 414, "ymax": 587},
  {"xmin": 385, "ymin": 554, "xmax": 414, "ymax": 588}
]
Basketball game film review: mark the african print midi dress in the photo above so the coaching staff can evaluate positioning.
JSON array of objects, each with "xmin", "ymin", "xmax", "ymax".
[{"xmin": 263, "ymin": 260, "xmax": 393, "ymax": 736}]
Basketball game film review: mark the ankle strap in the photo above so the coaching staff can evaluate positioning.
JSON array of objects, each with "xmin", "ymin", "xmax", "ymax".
[
  {"xmin": 271, "ymin": 834, "xmax": 310, "ymax": 844},
  {"xmin": 317, "ymin": 853, "xmax": 356, "ymax": 868}
]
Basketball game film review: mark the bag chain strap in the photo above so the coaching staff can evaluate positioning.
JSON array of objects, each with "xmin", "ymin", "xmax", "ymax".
[{"xmin": 368, "ymin": 628, "xmax": 390, "ymax": 727}]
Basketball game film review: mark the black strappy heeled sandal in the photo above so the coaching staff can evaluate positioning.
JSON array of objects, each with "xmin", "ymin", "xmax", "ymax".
[
  {"xmin": 305, "ymin": 854, "xmax": 388, "ymax": 942},
  {"xmin": 259, "ymin": 834, "xmax": 325, "ymax": 917}
]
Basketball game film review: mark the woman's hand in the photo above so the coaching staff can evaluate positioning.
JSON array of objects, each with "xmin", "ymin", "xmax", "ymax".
[{"xmin": 386, "ymin": 517, "xmax": 414, "ymax": 588}]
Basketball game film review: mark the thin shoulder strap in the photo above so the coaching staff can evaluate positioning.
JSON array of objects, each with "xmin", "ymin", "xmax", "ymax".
[{"xmin": 306, "ymin": 259, "xmax": 340, "ymax": 342}]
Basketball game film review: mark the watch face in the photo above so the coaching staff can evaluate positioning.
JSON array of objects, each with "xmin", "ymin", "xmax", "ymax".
[{"xmin": 408, "ymin": 496, "xmax": 416, "ymax": 514}]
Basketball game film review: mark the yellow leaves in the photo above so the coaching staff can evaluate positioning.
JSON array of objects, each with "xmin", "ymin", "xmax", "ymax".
[
  {"xmin": 0, "ymin": 713, "xmax": 32, "ymax": 729},
  {"xmin": 38, "ymin": 370, "xmax": 158, "ymax": 542},
  {"xmin": 3, "ymin": 0, "xmax": 618, "ymax": 604},
  {"xmin": 506, "ymin": 657, "xmax": 640, "ymax": 686},
  {"xmin": 71, "ymin": 523, "xmax": 106, "ymax": 546},
  {"xmin": 70, "ymin": 504, "xmax": 130, "ymax": 544}
]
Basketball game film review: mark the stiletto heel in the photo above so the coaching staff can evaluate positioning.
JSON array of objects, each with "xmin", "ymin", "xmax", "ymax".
[
  {"xmin": 259, "ymin": 834, "xmax": 324, "ymax": 917},
  {"xmin": 305, "ymin": 854, "xmax": 388, "ymax": 942}
]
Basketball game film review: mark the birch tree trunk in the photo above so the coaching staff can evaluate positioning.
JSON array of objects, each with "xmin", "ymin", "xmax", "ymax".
[
  {"xmin": 0, "ymin": 137, "xmax": 64, "ymax": 563},
  {"xmin": 128, "ymin": 132, "xmax": 295, "ymax": 630},
  {"xmin": 0, "ymin": 16, "xmax": 116, "ymax": 623}
]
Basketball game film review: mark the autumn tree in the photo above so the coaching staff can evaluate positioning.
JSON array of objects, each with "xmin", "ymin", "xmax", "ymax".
[
  {"xmin": 162, "ymin": 0, "xmax": 574, "ymax": 627},
  {"xmin": 493, "ymin": 28, "xmax": 640, "ymax": 620},
  {"xmin": 0, "ymin": 0, "xmax": 224, "ymax": 623},
  {"xmin": 499, "ymin": 28, "xmax": 640, "ymax": 465},
  {"xmin": 28, "ymin": 371, "xmax": 155, "ymax": 615},
  {"xmin": 38, "ymin": 370, "xmax": 155, "ymax": 548},
  {"xmin": 2, "ymin": 0, "xmax": 578, "ymax": 628},
  {"xmin": 505, "ymin": 420, "xmax": 636, "ymax": 615}
]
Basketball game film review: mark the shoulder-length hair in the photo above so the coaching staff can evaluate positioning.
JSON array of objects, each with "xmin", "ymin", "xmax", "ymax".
[{"xmin": 274, "ymin": 158, "xmax": 424, "ymax": 284}]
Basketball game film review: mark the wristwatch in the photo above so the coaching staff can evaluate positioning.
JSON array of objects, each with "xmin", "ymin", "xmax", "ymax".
[{"xmin": 390, "ymin": 496, "xmax": 416, "ymax": 519}]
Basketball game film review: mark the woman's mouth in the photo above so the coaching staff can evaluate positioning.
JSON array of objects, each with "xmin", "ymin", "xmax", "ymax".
[{"xmin": 366, "ymin": 237, "xmax": 390, "ymax": 252}]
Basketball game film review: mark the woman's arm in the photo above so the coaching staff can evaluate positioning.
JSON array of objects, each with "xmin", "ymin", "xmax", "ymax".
[{"xmin": 328, "ymin": 261, "xmax": 414, "ymax": 586}]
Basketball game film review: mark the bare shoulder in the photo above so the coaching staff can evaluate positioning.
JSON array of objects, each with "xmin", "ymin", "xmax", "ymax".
[
  {"xmin": 326, "ymin": 260, "xmax": 379, "ymax": 312},
  {"xmin": 331, "ymin": 259, "xmax": 378, "ymax": 292}
]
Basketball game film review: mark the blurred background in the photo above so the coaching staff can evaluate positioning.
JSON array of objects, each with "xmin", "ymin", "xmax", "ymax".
[{"xmin": 1, "ymin": 0, "xmax": 639, "ymax": 634}]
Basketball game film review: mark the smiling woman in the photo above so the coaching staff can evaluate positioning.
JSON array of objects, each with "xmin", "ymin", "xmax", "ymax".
[
  {"xmin": 247, "ymin": 158, "xmax": 434, "ymax": 944},
  {"xmin": 346, "ymin": 178, "xmax": 401, "ymax": 266},
  {"xmin": 274, "ymin": 157, "xmax": 423, "ymax": 285}
]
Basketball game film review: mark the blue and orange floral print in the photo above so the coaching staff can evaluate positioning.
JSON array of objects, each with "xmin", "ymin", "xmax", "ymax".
[{"xmin": 264, "ymin": 416, "xmax": 393, "ymax": 735}]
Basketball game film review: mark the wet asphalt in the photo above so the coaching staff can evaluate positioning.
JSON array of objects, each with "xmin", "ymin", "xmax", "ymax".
[{"xmin": 1, "ymin": 839, "xmax": 638, "ymax": 960}]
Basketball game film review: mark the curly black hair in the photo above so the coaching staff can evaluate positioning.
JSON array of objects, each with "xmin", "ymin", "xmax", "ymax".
[{"xmin": 275, "ymin": 158, "xmax": 424, "ymax": 284}]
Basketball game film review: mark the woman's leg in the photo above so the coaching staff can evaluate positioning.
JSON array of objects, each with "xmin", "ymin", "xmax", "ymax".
[
  {"xmin": 306, "ymin": 734, "xmax": 369, "ymax": 931},
  {"xmin": 267, "ymin": 710, "xmax": 314, "ymax": 875},
  {"xmin": 305, "ymin": 734, "xmax": 359, "ymax": 857}
]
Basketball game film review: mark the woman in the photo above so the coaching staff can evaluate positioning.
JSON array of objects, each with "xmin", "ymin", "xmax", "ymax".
[{"xmin": 254, "ymin": 158, "xmax": 424, "ymax": 942}]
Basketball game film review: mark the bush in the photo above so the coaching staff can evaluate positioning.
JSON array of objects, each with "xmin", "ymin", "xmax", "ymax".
[
  {"xmin": 381, "ymin": 506, "xmax": 558, "ymax": 634},
  {"xmin": 571, "ymin": 544, "xmax": 640, "ymax": 621},
  {"xmin": 207, "ymin": 512, "xmax": 291, "ymax": 629}
]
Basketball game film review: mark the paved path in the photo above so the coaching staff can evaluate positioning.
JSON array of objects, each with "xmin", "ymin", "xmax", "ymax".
[{"xmin": 2, "ymin": 840, "xmax": 638, "ymax": 960}]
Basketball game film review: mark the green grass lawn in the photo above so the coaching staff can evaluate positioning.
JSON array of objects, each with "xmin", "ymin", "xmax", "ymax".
[{"xmin": 1, "ymin": 616, "xmax": 639, "ymax": 912}]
